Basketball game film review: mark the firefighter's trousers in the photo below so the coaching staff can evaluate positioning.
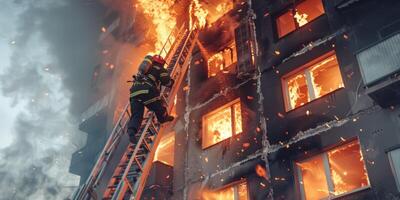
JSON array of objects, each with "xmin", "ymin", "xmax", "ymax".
[{"xmin": 127, "ymin": 84, "xmax": 168, "ymax": 139}]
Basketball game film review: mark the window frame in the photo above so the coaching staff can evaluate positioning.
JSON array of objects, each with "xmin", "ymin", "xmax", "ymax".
[
  {"xmin": 275, "ymin": 0, "xmax": 326, "ymax": 39},
  {"xmin": 204, "ymin": 180, "xmax": 250, "ymax": 200},
  {"xmin": 281, "ymin": 51, "xmax": 344, "ymax": 112},
  {"xmin": 294, "ymin": 139, "xmax": 371, "ymax": 200},
  {"xmin": 201, "ymin": 98, "xmax": 242, "ymax": 149},
  {"xmin": 207, "ymin": 42, "xmax": 238, "ymax": 78}
]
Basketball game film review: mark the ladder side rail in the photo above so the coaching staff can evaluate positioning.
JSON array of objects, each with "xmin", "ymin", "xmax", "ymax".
[
  {"xmin": 75, "ymin": 102, "xmax": 130, "ymax": 200},
  {"xmin": 160, "ymin": 23, "xmax": 186, "ymax": 61},
  {"xmin": 111, "ymin": 114, "xmax": 156, "ymax": 200},
  {"xmin": 131, "ymin": 29, "xmax": 199, "ymax": 200},
  {"xmin": 93, "ymin": 111, "xmax": 132, "ymax": 187}
]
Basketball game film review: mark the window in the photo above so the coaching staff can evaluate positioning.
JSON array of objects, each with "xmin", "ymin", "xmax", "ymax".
[
  {"xmin": 208, "ymin": 42, "xmax": 238, "ymax": 77},
  {"xmin": 276, "ymin": 0, "xmax": 325, "ymax": 38},
  {"xmin": 388, "ymin": 148, "xmax": 400, "ymax": 191},
  {"xmin": 282, "ymin": 51, "xmax": 344, "ymax": 111},
  {"xmin": 154, "ymin": 131, "xmax": 175, "ymax": 166},
  {"xmin": 202, "ymin": 181, "xmax": 248, "ymax": 200},
  {"xmin": 296, "ymin": 140, "xmax": 370, "ymax": 200},
  {"xmin": 202, "ymin": 99, "xmax": 242, "ymax": 149}
]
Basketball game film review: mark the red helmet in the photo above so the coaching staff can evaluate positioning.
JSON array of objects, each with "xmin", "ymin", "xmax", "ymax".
[{"xmin": 152, "ymin": 55, "xmax": 166, "ymax": 66}]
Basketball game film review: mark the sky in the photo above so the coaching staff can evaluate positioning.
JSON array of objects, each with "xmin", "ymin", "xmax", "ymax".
[{"xmin": 0, "ymin": 0, "xmax": 105, "ymax": 199}]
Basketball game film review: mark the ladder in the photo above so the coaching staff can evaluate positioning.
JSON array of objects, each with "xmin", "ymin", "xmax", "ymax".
[{"xmin": 73, "ymin": 23, "xmax": 199, "ymax": 200}]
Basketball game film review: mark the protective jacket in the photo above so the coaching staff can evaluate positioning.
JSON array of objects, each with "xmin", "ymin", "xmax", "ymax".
[{"xmin": 127, "ymin": 55, "xmax": 174, "ymax": 144}]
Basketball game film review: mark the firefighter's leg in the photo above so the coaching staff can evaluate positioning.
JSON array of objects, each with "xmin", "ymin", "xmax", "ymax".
[
  {"xmin": 145, "ymin": 98, "xmax": 174, "ymax": 123},
  {"xmin": 127, "ymin": 98, "xmax": 144, "ymax": 144}
]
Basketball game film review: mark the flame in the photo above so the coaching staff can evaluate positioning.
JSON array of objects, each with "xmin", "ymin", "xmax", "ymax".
[
  {"xmin": 136, "ymin": 0, "xmax": 177, "ymax": 52},
  {"xmin": 203, "ymin": 101, "xmax": 242, "ymax": 148},
  {"xmin": 202, "ymin": 187, "xmax": 234, "ymax": 200},
  {"xmin": 154, "ymin": 131, "xmax": 175, "ymax": 166},
  {"xmin": 201, "ymin": 182, "xmax": 248, "ymax": 200},
  {"xmin": 189, "ymin": 0, "xmax": 234, "ymax": 29},
  {"xmin": 208, "ymin": 52, "xmax": 224, "ymax": 77},
  {"xmin": 310, "ymin": 54, "xmax": 344, "ymax": 98},
  {"xmin": 287, "ymin": 73, "xmax": 308, "ymax": 109},
  {"xmin": 190, "ymin": 0, "xmax": 208, "ymax": 29},
  {"xmin": 294, "ymin": 11, "xmax": 308, "ymax": 27}
]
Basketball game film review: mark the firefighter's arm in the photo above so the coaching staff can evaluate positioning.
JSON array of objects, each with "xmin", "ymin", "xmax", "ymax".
[{"xmin": 159, "ymin": 68, "xmax": 174, "ymax": 88}]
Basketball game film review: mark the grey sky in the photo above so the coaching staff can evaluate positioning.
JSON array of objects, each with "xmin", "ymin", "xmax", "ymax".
[{"xmin": 0, "ymin": 0, "xmax": 105, "ymax": 199}]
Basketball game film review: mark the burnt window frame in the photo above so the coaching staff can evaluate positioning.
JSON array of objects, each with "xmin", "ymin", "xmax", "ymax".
[
  {"xmin": 294, "ymin": 138, "xmax": 371, "ymax": 200},
  {"xmin": 207, "ymin": 41, "xmax": 239, "ymax": 78},
  {"xmin": 201, "ymin": 98, "xmax": 243, "ymax": 149},
  {"xmin": 281, "ymin": 50, "xmax": 345, "ymax": 112},
  {"xmin": 203, "ymin": 179, "xmax": 250, "ymax": 200},
  {"xmin": 274, "ymin": 0, "xmax": 326, "ymax": 39}
]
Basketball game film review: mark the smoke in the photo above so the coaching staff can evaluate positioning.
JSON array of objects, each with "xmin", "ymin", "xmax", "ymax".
[{"xmin": 0, "ymin": 0, "xmax": 105, "ymax": 199}]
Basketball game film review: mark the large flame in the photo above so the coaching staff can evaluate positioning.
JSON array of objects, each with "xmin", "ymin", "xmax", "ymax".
[
  {"xmin": 190, "ymin": 0, "xmax": 234, "ymax": 30},
  {"xmin": 136, "ymin": 0, "xmax": 177, "ymax": 52},
  {"xmin": 190, "ymin": 0, "xmax": 208, "ymax": 29}
]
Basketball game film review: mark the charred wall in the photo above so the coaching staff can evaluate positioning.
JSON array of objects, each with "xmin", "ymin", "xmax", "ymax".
[{"xmin": 254, "ymin": 0, "xmax": 400, "ymax": 199}]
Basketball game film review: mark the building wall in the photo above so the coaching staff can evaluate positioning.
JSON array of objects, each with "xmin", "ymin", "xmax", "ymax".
[{"xmin": 253, "ymin": 0, "xmax": 400, "ymax": 199}]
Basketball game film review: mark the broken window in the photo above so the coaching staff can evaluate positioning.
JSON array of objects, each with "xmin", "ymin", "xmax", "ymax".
[
  {"xmin": 276, "ymin": 0, "xmax": 325, "ymax": 38},
  {"xmin": 296, "ymin": 140, "xmax": 370, "ymax": 200},
  {"xmin": 283, "ymin": 51, "xmax": 344, "ymax": 111},
  {"xmin": 202, "ymin": 181, "xmax": 249, "ymax": 200},
  {"xmin": 202, "ymin": 99, "xmax": 242, "ymax": 149},
  {"xmin": 154, "ymin": 131, "xmax": 175, "ymax": 166},
  {"xmin": 208, "ymin": 42, "xmax": 238, "ymax": 77}
]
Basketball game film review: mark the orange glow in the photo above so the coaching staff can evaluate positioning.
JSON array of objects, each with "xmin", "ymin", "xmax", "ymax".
[
  {"xmin": 286, "ymin": 73, "xmax": 309, "ymax": 109},
  {"xmin": 295, "ymin": 0, "xmax": 325, "ymax": 26},
  {"xmin": 205, "ymin": 0, "xmax": 234, "ymax": 25},
  {"xmin": 255, "ymin": 164, "xmax": 267, "ymax": 179},
  {"xmin": 276, "ymin": 0, "xmax": 325, "ymax": 37},
  {"xmin": 136, "ymin": 0, "xmax": 177, "ymax": 52},
  {"xmin": 297, "ymin": 156, "xmax": 330, "ymax": 200},
  {"xmin": 202, "ymin": 182, "xmax": 248, "ymax": 200},
  {"xmin": 208, "ymin": 52, "xmax": 224, "ymax": 77},
  {"xmin": 189, "ymin": 0, "xmax": 234, "ymax": 29},
  {"xmin": 208, "ymin": 42, "xmax": 237, "ymax": 77},
  {"xmin": 328, "ymin": 141, "xmax": 370, "ymax": 195},
  {"xmin": 297, "ymin": 140, "xmax": 370, "ymax": 199},
  {"xmin": 284, "ymin": 52, "xmax": 344, "ymax": 111},
  {"xmin": 190, "ymin": 0, "xmax": 208, "ymax": 29},
  {"xmin": 154, "ymin": 131, "xmax": 175, "ymax": 166},
  {"xmin": 310, "ymin": 54, "xmax": 344, "ymax": 98},
  {"xmin": 202, "ymin": 100, "xmax": 242, "ymax": 149},
  {"xmin": 276, "ymin": 11, "xmax": 296, "ymax": 38}
]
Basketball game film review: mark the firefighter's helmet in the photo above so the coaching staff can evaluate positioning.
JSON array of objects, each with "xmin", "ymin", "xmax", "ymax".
[
  {"xmin": 138, "ymin": 55, "xmax": 153, "ymax": 75},
  {"xmin": 152, "ymin": 55, "xmax": 166, "ymax": 66}
]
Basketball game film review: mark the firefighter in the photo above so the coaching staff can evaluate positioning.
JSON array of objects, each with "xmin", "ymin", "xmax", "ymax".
[{"xmin": 127, "ymin": 55, "xmax": 175, "ymax": 144}]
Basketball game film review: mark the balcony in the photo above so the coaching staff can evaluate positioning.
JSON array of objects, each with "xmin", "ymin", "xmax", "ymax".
[{"xmin": 356, "ymin": 33, "xmax": 400, "ymax": 108}]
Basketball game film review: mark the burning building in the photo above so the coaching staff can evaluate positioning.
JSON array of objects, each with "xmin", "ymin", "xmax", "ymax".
[{"xmin": 71, "ymin": 0, "xmax": 400, "ymax": 199}]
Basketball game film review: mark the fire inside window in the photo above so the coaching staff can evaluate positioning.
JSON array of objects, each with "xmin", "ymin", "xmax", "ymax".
[
  {"xmin": 154, "ymin": 131, "xmax": 175, "ymax": 166},
  {"xmin": 282, "ymin": 51, "xmax": 344, "ymax": 111},
  {"xmin": 276, "ymin": 0, "xmax": 325, "ymax": 38},
  {"xmin": 202, "ymin": 99, "xmax": 242, "ymax": 149},
  {"xmin": 296, "ymin": 140, "xmax": 370, "ymax": 200},
  {"xmin": 202, "ymin": 181, "xmax": 248, "ymax": 200},
  {"xmin": 208, "ymin": 42, "xmax": 238, "ymax": 77}
]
